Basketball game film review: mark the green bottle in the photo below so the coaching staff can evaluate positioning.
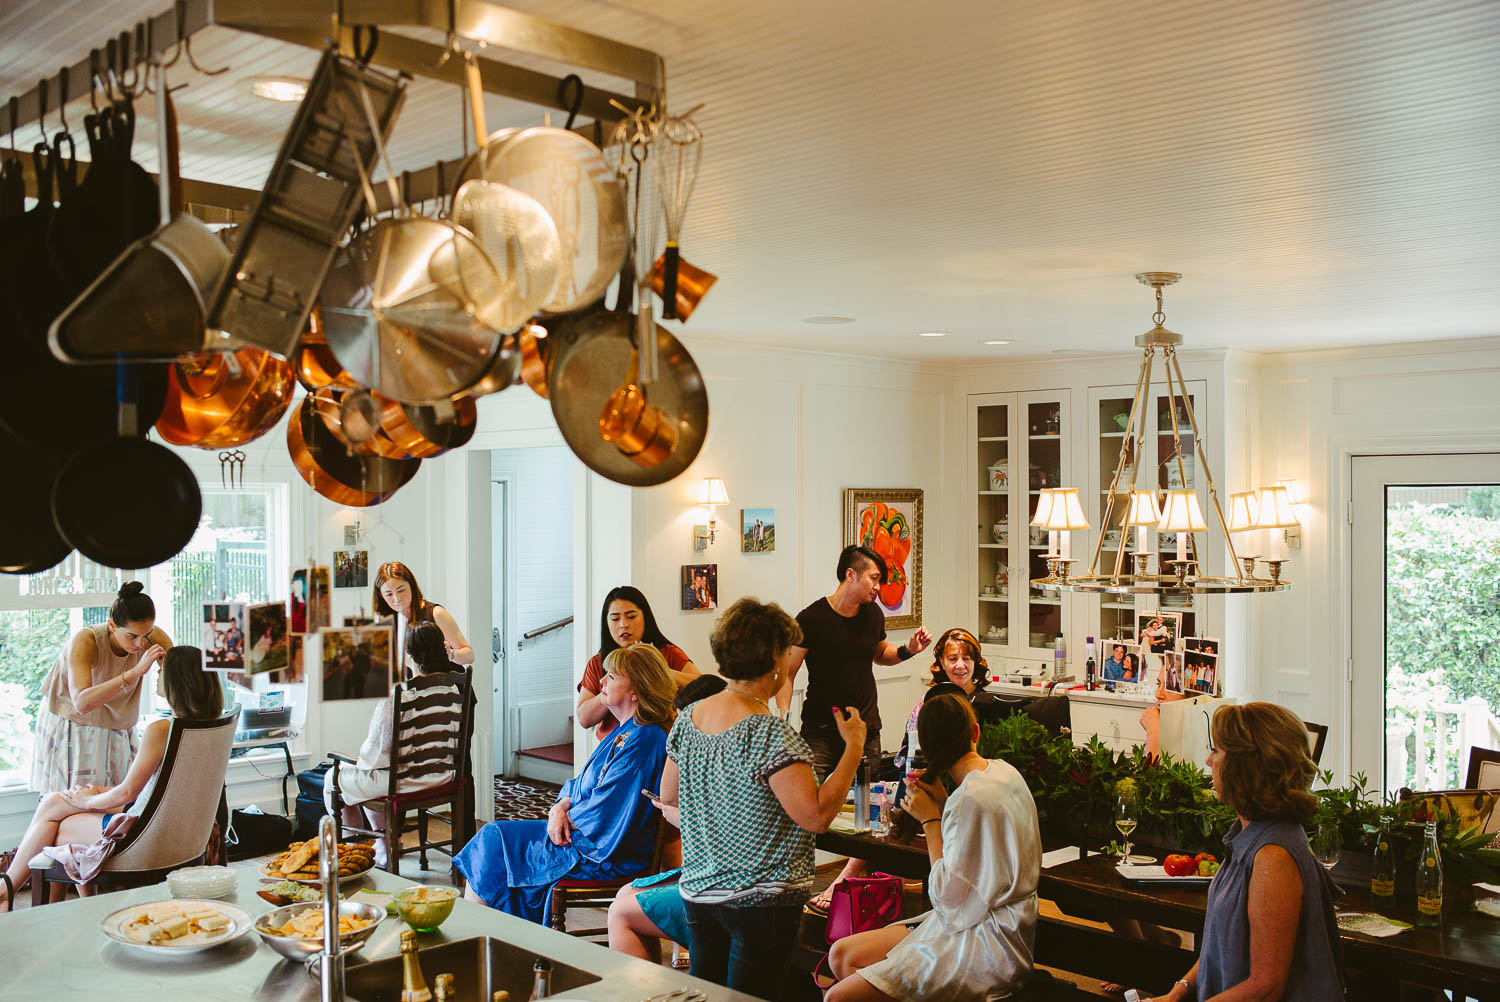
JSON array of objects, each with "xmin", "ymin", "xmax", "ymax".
[
  {"xmin": 1414, "ymin": 821, "xmax": 1442, "ymax": 927},
  {"xmin": 1370, "ymin": 816, "xmax": 1396, "ymax": 903}
]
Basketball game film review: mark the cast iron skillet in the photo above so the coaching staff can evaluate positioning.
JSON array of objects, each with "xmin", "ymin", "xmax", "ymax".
[
  {"xmin": 0, "ymin": 421, "xmax": 71, "ymax": 574},
  {"xmin": 51, "ymin": 367, "xmax": 201, "ymax": 570}
]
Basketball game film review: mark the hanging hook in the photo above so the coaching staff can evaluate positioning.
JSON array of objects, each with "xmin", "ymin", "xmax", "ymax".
[
  {"xmin": 88, "ymin": 50, "xmax": 103, "ymax": 112},
  {"xmin": 182, "ymin": 10, "xmax": 230, "ymax": 77},
  {"xmin": 352, "ymin": 26, "xmax": 380, "ymax": 68},
  {"xmin": 56, "ymin": 67, "xmax": 69, "ymax": 134},
  {"xmin": 163, "ymin": 2, "xmax": 187, "ymax": 68},
  {"xmin": 558, "ymin": 74, "xmax": 584, "ymax": 131},
  {"xmin": 118, "ymin": 31, "xmax": 139, "ymax": 97},
  {"xmin": 104, "ymin": 37, "xmax": 121, "ymax": 103},
  {"xmin": 37, "ymin": 78, "xmax": 49, "ymax": 143},
  {"xmin": 7, "ymin": 96, "xmax": 16, "ymax": 153}
]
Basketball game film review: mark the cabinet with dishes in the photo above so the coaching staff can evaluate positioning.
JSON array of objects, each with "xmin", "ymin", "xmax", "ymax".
[
  {"xmin": 1087, "ymin": 381, "xmax": 1209, "ymax": 656},
  {"xmin": 968, "ymin": 390, "xmax": 1072, "ymax": 664}
]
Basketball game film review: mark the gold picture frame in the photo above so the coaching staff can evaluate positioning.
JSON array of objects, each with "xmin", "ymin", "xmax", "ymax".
[{"xmin": 842, "ymin": 488, "xmax": 924, "ymax": 630}]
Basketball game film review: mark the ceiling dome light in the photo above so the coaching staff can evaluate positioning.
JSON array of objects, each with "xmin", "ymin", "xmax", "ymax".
[
  {"xmin": 917, "ymin": 330, "xmax": 950, "ymax": 338},
  {"xmin": 247, "ymin": 76, "xmax": 310, "ymax": 102},
  {"xmin": 980, "ymin": 339, "xmax": 1012, "ymax": 346},
  {"xmin": 802, "ymin": 315, "xmax": 855, "ymax": 325}
]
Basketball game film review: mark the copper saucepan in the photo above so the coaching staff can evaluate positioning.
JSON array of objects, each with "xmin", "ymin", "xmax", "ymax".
[
  {"xmin": 310, "ymin": 387, "xmax": 415, "ymax": 461},
  {"xmin": 287, "ymin": 395, "xmax": 420, "ymax": 506},
  {"xmin": 379, "ymin": 395, "xmax": 477, "ymax": 459},
  {"xmin": 293, "ymin": 307, "xmax": 362, "ymax": 392},
  {"xmin": 156, "ymin": 348, "xmax": 296, "ymax": 448}
]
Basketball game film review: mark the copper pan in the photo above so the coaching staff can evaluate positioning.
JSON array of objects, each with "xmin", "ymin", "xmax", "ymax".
[
  {"xmin": 156, "ymin": 348, "xmax": 296, "ymax": 448},
  {"xmin": 310, "ymin": 388, "xmax": 416, "ymax": 461},
  {"xmin": 517, "ymin": 324, "xmax": 551, "ymax": 398},
  {"xmin": 379, "ymin": 395, "xmax": 477, "ymax": 459},
  {"xmin": 293, "ymin": 307, "xmax": 361, "ymax": 392},
  {"xmin": 648, "ymin": 253, "xmax": 717, "ymax": 322},
  {"xmin": 287, "ymin": 395, "xmax": 420, "ymax": 507}
]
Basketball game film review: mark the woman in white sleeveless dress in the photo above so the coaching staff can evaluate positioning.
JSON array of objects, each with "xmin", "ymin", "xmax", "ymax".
[{"xmin": 30, "ymin": 583, "xmax": 172, "ymax": 794}]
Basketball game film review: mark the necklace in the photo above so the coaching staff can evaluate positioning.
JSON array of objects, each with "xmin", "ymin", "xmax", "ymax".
[{"xmin": 727, "ymin": 683, "xmax": 770, "ymax": 711}]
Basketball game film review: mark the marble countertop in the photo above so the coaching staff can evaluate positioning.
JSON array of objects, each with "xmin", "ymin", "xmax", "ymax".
[{"xmin": 0, "ymin": 866, "xmax": 761, "ymax": 1002}]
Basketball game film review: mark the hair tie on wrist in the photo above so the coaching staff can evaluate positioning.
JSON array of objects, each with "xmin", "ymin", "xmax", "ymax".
[{"xmin": 896, "ymin": 644, "xmax": 913, "ymax": 661}]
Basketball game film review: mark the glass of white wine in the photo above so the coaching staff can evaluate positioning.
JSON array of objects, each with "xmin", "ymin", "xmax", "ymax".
[{"xmin": 1114, "ymin": 795, "xmax": 1139, "ymax": 865}]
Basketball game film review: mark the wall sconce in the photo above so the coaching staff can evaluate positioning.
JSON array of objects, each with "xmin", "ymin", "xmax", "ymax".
[
  {"xmin": 1276, "ymin": 478, "xmax": 1307, "ymax": 548},
  {"xmin": 1255, "ymin": 484, "xmax": 1301, "ymax": 559},
  {"xmin": 693, "ymin": 478, "xmax": 729, "ymax": 549}
]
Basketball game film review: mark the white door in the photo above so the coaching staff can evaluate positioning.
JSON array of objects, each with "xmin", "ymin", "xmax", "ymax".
[
  {"xmin": 490, "ymin": 477, "xmax": 512, "ymax": 777},
  {"xmin": 1350, "ymin": 454, "xmax": 1500, "ymax": 794}
]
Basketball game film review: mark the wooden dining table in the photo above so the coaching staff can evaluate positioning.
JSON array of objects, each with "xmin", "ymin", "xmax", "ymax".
[{"xmin": 816, "ymin": 827, "xmax": 1500, "ymax": 1000}]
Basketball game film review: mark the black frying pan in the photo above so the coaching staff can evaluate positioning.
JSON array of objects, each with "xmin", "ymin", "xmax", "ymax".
[
  {"xmin": 51, "ymin": 367, "xmax": 201, "ymax": 570},
  {"xmin": 0, "ymin": 421, "xmax": 71, "ymax": 574}
]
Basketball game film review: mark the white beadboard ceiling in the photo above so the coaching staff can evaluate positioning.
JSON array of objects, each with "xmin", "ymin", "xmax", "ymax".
[{"xmin": 2, "ymin": 0, "xmax": 1498, "ymax": 360}]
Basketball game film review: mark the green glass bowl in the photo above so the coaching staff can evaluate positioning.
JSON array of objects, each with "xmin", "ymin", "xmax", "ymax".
[{"xmin": 389, "ymin": 886, "xmax": 458, "ymax": 932}]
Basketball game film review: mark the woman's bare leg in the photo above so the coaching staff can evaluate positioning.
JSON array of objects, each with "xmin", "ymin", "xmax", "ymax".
[
  {"xmin": 3, "ymin": 794, "xmax": 80, "ymax": 900},
  {"xmin": 828, "ymin": 924, "xmax": 909, "ymax": 979},
  {"xmin": 825, "ymin": 971, "xmax": 901, "ymax": 1002},
  {"xmin": 607, "ymin": 883, "xmax": 666, "ymax": 963}
]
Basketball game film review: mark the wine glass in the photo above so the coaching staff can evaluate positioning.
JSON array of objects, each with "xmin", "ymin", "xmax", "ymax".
[
  {"xmin": 1114, "ymin": 795, "xmax": 1139, "ymax": 865},
  {"xmin": 1312, "ymin": 824, "xmax": 1341, "ymax": 871}
]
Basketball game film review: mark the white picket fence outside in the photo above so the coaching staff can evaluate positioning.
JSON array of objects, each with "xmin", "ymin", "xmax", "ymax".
[{"xmin": 1387, "ymin": 696, "xmax": 1500, "ymax": 791}]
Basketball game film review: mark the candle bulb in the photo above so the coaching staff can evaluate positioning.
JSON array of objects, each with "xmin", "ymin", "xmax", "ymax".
[{"xmin": 1157, "ymin": 490, "xmax": 1206, "ymax": 571}]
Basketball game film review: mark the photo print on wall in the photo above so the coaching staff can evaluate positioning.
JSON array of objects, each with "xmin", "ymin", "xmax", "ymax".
[
  {"xmin": 1136, "ymin": 610, "xmax": 1182, "ymax": 654},
  {"xmin": 333, "ymin": 549, "xmax": 369, "ymax": 589},
  {"xmin": 291, "ymin": 565, "xmax": 331, "ymax": 633},
  {"xmin": 247, "ymin": 601, "xmax": 289, "ymax": 676},
  {"xmin": 202, "ymin": 602, "xmax": 247, "ymax": 672},
  {"xmin": 742, "ymin": 508, "xmax": 776, "ymax": 552},
  {"xmin": 681, "ymin": 564, "xmax": 718, "ymax": 611}
]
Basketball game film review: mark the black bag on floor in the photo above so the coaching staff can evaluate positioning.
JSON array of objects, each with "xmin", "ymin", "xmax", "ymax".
[
  {"xmin": 293, "ymin": 761, "xmax": 333, "ymax": 841},
  {"xmin": 225, "ymin": 808, "xmax": 294, "ymax": 861}
]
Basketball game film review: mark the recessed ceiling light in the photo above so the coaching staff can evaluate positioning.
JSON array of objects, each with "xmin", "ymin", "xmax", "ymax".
[
  {"xmin": 979, "ymin": 339, "xmax": 1012, "ymax": 346},
  {"xmin": 917, "ymin": 330, "xmax": 950, "ymax": 338},
  {"xmin": 246, "ymin": 76, "xmax": 310, "ymax": 102},
  {"xmin": 802, "ymin": 315, "xmax": 855, "ymax": 325}
]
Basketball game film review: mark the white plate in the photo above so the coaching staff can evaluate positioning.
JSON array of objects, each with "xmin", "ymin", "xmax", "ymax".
[
  {"xmin": 1115, "ymin": 864, "xmax": 1214, "ymax": 885},
  {"xmin": 100, "ymin": 898, "xmax": 255, "ymax": 954}
]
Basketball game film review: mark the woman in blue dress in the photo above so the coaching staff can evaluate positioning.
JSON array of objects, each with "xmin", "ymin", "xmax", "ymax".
[{"xmin": 457, "ymin": 643, "xmax": 677, "ymax": 922}]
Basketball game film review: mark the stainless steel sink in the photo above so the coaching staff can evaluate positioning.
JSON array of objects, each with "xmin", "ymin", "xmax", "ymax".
[{"xmin": 345, "ymin": 935, "xmax": 603, "ymax": 1001}]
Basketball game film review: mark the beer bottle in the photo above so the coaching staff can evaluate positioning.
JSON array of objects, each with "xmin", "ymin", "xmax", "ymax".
[
  {"xmin": 1414, "ymin": 821, "xmax": 1443, "ymax": 927},
  {"xmin": 1369, "ymin": 815, "xmax": 1396, "ymax": 902}
]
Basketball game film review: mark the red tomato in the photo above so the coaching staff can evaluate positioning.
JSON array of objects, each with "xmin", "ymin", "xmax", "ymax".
[
  {"xmin": 1193, "ymin": 852, "xmax": 1218, "ymax": 866},
  {"xmin": 1163, "ymin": 854, "xmax": 1196, "ymax": 877}
]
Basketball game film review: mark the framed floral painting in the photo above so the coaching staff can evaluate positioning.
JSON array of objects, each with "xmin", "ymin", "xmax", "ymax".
[{"xmin": 843, "ymin": 488, "xmax": 923, "ymax": 629}]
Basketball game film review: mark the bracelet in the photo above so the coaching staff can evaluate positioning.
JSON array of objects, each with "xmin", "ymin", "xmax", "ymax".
[
  {"xmin": 896, "ymin": 644, "xmax": 913, "ymax": 661},
  {"xmin": 919, "ymin": 817, "xmax": 940, "ymax": 826},
  {"xmin": 1176, "ymin": 979, "xmax": 1192, "ymax": 993}
]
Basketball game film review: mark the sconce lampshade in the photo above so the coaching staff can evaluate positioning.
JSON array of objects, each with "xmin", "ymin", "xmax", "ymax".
[
  {"xmin": 1254, "ymin": 485, "xmax": 1299, "ymax": 528},
  {"xmin": 1276, "ymin": 478, "xmax": 1306, "ymax": 506},
  {"xmin": 1030, "ymin": 488, "xmax": 1058, "ymax": 527},
  {"xmin": 1227, "ymin": 490, "xmax": 1260, "ymax": 532},
  {"xmin": 696, "ymin": 477, "xmax": 729, "ymax": 506},
  {"xmin": 1042, "ymin": 487, "xmax": 1090, "ymax": 530},
  {"xmin": 1124, "ymin": 490, "xmax": 1162, "ymax": 527},
  {"xmin": 1157, "ymin": 489, "xmax": 1208, "ymax": 532}
]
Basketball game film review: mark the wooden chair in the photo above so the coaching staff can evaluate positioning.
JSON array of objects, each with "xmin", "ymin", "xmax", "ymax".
[
  {"xmin": 1303, "ymin": 721, "xmax": 1328, "ymax": 766},
  {"xmin": 546, "ymin": 817, "xmax": 677, "ymax": 938},
  {"xmin": 1465, "ymin": 746, "xmax": 1500, "ymax": 790},
  {"xmin": 329, "ymin": 668, "xmax": 474, "ymax": 880},
  {"xmin": 28, "ymin": 711, "xmax": 237, "ymax": 905}
]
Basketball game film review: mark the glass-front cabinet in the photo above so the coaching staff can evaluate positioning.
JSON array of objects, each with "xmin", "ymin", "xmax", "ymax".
[
  {"xmin": 970, "ymin": 390, "xmax": 1071, "ymax": 665},
  {"xmin": 1086, "ymin": 381, "xmax": 1208, "ymax": 647}
]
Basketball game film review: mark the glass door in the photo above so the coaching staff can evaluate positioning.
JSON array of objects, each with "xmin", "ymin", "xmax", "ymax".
[
  {"xmin": 973, "ymin": 397, "xmax": 1013, "ymax": 654},
  {"xmin": 1019, "ymin": 392, "xmax": 1069, "ymax": 657},
  {"xmin": 1351, "ymin": 454, "xmax": 1500, "ymax": 793}
]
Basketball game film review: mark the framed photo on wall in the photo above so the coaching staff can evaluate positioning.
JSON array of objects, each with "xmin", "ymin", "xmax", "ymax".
[{"xmin": 843, "ymin": 488, "xmax": 923, "ymax": 630}]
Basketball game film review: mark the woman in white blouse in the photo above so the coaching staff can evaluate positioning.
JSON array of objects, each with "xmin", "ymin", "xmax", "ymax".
[{"xmin": 825, "ymin": 692, "xmax": 1042, "ymax": 1002}]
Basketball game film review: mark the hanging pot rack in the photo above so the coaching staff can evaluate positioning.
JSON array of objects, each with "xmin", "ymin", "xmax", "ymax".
[{"xmin": 0, "ymin": 0, "xmax": 665, "ymax": 216}]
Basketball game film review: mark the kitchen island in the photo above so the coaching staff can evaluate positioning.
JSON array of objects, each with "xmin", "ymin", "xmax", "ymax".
[{"xmin": 0, "ymin": 866, "xmax": 760, "ymax": 1002}]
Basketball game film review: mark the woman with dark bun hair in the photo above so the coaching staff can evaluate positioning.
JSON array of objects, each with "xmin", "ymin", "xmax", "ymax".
[{"xmin": 29, "ymin": 582, "xmax": 172, "ymax": 795}]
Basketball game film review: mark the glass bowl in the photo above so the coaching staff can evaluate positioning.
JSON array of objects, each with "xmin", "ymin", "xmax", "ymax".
[{"xmin": 389, "ymin": 885, "xmax": 459, "ymax": 932}]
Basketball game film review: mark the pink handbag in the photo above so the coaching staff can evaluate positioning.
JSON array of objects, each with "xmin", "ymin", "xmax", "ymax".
[{"xmin": 824, "ymin": 871, "xmax": 903, "ymax": 945}]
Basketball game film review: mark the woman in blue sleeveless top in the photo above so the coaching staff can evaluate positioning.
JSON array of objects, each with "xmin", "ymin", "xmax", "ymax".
[{"xmin": 1138, "ymin": 702, "xmax": 1343, "ymax": 1002}]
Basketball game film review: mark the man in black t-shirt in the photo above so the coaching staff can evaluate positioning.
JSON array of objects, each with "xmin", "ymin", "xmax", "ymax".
[{"xmin": 776, "ymin": 544, "xmax": 932, "ymax": 779}]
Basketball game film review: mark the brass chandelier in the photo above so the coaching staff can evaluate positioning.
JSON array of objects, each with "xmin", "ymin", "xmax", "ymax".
[{"xmin": 1031, "ymin": 272, "xmax": 1291, "ymax": 596}]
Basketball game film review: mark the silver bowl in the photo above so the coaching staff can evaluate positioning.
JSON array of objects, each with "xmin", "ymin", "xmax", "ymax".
[{"xmin": 254, "ymin": 901, "xmax": 385, "ymax": 962}]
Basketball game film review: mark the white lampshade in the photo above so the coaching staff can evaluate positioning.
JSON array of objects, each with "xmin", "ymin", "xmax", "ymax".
[
  {"xmin": 1227, "ymin": 490, "xmax": 1260, "ymax": 532},
  {"xmin": 1030, "ymin": 488, "xmax": 1058, "ymax": 527},
  {"xmin": 1157, "ymin": 490, "xmax": 1208, "ymax": 532},
  {"xmin": 1276, "ymin": 478, "xmax": 1305, "ymax": 506},
  {"xmin": 1042, "ymin": 488, "xmax": 1090, "ymax": 530},
  {"xmin": 1254, "ymin": 485, "xmax": 1299, "ymax": 529},
  {"xmin": 1124, "ymin": 490, "xmax": 1161, "ymax": 527},
  {"xmin": 696, "ymin": 477, "xmax": 729, "ymax": 506}
]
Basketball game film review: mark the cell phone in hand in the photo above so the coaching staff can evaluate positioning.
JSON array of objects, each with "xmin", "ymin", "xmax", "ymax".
[{"xmin": 641, "ymin": 788, "xmax": 659, "ymax": 800}]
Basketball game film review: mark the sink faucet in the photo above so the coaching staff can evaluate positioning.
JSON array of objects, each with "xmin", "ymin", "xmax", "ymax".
[{"xmin": 319, "ymin": 815, "xmax": 344, "ymax": 1002}]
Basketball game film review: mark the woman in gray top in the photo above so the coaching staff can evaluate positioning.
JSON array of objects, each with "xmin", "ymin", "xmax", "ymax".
[
  {"xmin": 660, "ymin": 597, "xmax": 867, "ymax": 1001},
  {"xmin": 1138, "ymin": 702, "xmax": 1343, "ymax": 1002}
]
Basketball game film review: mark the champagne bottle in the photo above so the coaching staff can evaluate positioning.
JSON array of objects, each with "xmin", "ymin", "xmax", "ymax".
[
  {"xmin": 1414, "ymin": 821, "xmax": 1442, "ymax": 927},
  {"xmin": 400, "ymin": 929, "xmax": 433, "ymax": 1002},
  {"xmin": 1370, "ymin": 816, "xmax": 1396, "ymax": 902},
  {"xmin": 493, "ymin": 993, "xmax": 512, "ymax": 1002},
  {"xmin": 529, "ymin": 957, "xmax": 552, "ymax": 999},
  {"xmin": 433, "ymin": 974, "xmax": 455, "ymax": 1002}
]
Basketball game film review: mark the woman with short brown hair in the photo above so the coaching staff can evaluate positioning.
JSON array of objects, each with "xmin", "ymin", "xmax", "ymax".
[{"xmin": 1133, "ymin": 702, "xmax": 1343, "ymax": 1002}]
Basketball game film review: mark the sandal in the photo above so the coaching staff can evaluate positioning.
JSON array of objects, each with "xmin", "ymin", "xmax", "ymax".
[{"xmin": 803, "ymin": 883, "xmax": 837, "ymax": 916}]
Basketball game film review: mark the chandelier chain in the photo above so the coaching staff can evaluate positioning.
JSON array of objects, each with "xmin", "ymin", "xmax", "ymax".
[{"xmin": 1152, "ymin": 284, "xmax": 1165, "ymax": 326}]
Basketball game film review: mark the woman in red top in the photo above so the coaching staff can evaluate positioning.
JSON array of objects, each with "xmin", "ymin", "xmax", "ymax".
[{"xmin": 577, "ymin": 586, "xmax": 700, "ymax": 739}]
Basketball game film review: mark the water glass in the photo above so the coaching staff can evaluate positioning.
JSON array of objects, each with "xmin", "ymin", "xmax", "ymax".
[{"xmin": 1312, "ymin": 824, "xmax": 1341, "ymax": 871}]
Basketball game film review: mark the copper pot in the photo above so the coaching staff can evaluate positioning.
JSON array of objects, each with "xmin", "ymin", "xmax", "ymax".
[
  {"xmin": 287, "ymin": 395, "xmax": 420, "ymax": 506},
  {"xmin": 293, "ymin": 307, "xmax": 361, "ymax": 392},
  {"xmin": 310, "ymin": 387, "xmax": 416, "ymax": 461},
  {"xmin": 379, "ymin": 395, "xmax": 477, "ymax": 459},
  {"xmin": 156, "ymin": 348, "xmax": 296, "ymax": 448},
  {"xmin": 517, "ymin": 324, "xmax": 551, "ymax": 398}
]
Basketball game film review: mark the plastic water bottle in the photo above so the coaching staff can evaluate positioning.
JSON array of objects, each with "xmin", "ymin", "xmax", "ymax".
[
  {"xmin": 868, "ymin": 782, "xmax": 887, "ymax": 835},
  {"xmin": 1053, "ymin": 634, "xmax": 1067, "ymax": 678}
]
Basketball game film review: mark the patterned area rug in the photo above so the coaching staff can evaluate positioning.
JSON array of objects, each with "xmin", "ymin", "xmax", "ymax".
[{"xmin": 493, "ymin": 777, "xmax": 561, "ymax": 820}]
